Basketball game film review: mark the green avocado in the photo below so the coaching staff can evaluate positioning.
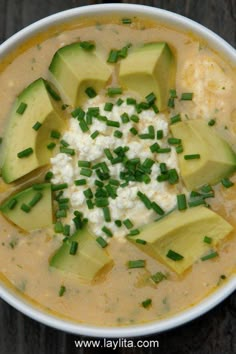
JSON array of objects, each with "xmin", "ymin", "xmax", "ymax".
[
  {"xmin": 49, "ymin": 43, "xmax": 112, "ymax": 107},
  {"xmin": 1, "ymin": 78, "xmax": 65, "ymax": 183},
  {"xmin": 119, "ymin": 42, "xmax": 175, "ymax": 111},
  {"xmin": 127, "ymin": 205, "xmax": 232, "ymax": 274},
  {"xmin": 171, "ymin": 119, "xmax": 236, "ymax": 190},
  {"xmin": 50, "ymin": 227, "xmax": 113, "ymax": 281},
  {"xmin": 0, "ymin": 183, "xmax": 53, "ymax": 231}
]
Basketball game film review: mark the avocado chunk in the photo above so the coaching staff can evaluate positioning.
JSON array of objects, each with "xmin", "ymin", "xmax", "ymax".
[
  {"xmin": 171, "ymin": 119, "xmax": 236, "ymax": 190},
  {"xmin": 127, "ymin": 206, "xmax": 233, "ymax": 274},
  {"xmin": 49, "ymin": 43, "xmax": 112, "ymax": 107},
  {"xmin": 119, "ymin": 42, "xmax": 175, "ymax": 111},
  {"xmin": 1, "ymin": 78, "xmax": 65, "ymax": 183},
  {"xmin": 0, "ymin": 183, "xmax": 53, "ymax": 231},
  {"xmin": 50, "ymin": 227, "xmax": 112, "ymax": 281}
]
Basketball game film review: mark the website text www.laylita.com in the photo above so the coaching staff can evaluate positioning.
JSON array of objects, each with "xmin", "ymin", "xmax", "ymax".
[{"xmin": 74, "ymin": 337, "xmax": 160, "ymax": 350}]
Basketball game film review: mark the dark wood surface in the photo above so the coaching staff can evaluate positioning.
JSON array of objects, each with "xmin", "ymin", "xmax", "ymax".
[{"xmin": 0, "ymin": 1, "xmax": 235, "ymax": 353}]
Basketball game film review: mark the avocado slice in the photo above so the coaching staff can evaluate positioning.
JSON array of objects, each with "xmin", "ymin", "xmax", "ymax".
[
  {"xmin": 171, "ymin": 119, "xmax": 236, "ymax": 190},
  {"xmin": 0, "ymin": 183, "xmax": 53, "ymax": 231},
  {"xmin": 1, "ymin": 78, "xmax": 65, "ymax": 183},
  {"xmin": 119, "ymin": 42, "xmax": 175, "ymax": 111},
  {"xmin": 49, "ymin": 43, "xmax": 112, "ymax": 107},
  {"xmin": 50, "ymin": 227, "xmax": 113, "ymax": 281},
  {"xmin": 127, "ymin": 206, "xmax": 233, "ymax": 274}
]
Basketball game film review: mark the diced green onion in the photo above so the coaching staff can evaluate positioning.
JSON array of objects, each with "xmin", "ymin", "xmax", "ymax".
[
  {"xmin": 80, "ymin": 168, "xmax": 92, "ymax": 177},
  {"xmin": 152, "ymin": 202, "xmax": 165, "ymax": 215},
  {"xmin": 156, "ymin": 130, "xmax": 164, "ymax": 139},
  {"xmin": 150, "ymin": 142, "xmax": 160, "ymax": 153},
  {"xmin": 142, "ymin": 298, "xmax": 152, "ymax": 308},
  {"xmin": 61, "ymin": 104, "xmax": 69, "ymax": 111},
  {"xmin": 176, "ymin": 145, "xmax": 183, "ymax": 154},
  {"xmin": 221, "ymin": 178, "xmax": 234, "ymax": 188},
  {"xmin": 135, "ymin": 239, "xmax": 147, "ymax": 245},
  {"xmin": 120, "ymin": 112, "xmax": 130, "ymax": 123},
  {"xmin": 208, "ymin": 119, "xmax": 216, "ymax": 126},
  {"xmin": 79, "ymin": 119, "xmax": 89, "ymax": 132},
  {"xmin": 28, "ymin": 192, "xmax": 43, "ymax": 208},
  {"xmin": 157, "ymin": 174, "xmax": 169, "ymax": 182},
  {"xmin": 160, "ymin": 162, "xmax": 168, "ymax": 174},
  {"xmin": 32, "ymin": 121, "xmax": 42, "ymax": 131},
  {"xmin": 51, "ymin": 183, "xmax": 68, "ymax": 191},
  {"xmin": 60, "ymin": 140, "xmax": 69, "ymax": 147},
  {"xmin": 168, "ymin": 137, "xmax": 182, "ymax": 145},
  {"xmin": 184, "ymin": 154, "xmax": 200, "ymax": 160},
  {"xmin": 45, "ymin": 171, "xmax": 53, "ymax": 181},
  {"xmin": 16, "ymin": 102, "xmax": 28, "ymax": 114},
  {"xmin": 69, "ymin": 241, "xmax": 78, "ymax": 255},
  {"xmin": 105, "ymin": 184, "xmax": 117, "ymax": 199},
  {"xmin": 104, "ymin": 102, "xmax": 114, "ymax": 112},
  {"xmin": 166, "ymin": 249, "xmax": 184, "ymax": 261},
  {"xmin": 78, "ymin": 160, "xmax": 91, "ymax": 168},
  {"xmin": 109, "ymin": 179, "xmax": 120, "ymax": 186},
  {"xmin": 204, "ymin": 236, "xmax": 212, "ymax": 244},
  {"xmin": 83, "ymin": 188, "xmax": 93, "ymax": 199},
  {"xmin": 181, "ymin": 92, "xmax": 193, "ymax": 100},
  {"xmin": 56, "ymin": 209, "xmax": 67, "ymax": 218},
  {"xmin": 86, "ymin": 199, "xmax": 94, "ymax": 209},
  {"xmin": 114, "ymin": 130, "xmax": 123, "ymax": 138},
  {"xmin": 8, "ymin": 199, "xmax": 17, "ymax": 210},
  {"xmin": 60, "ymin": 147, "xmax": 75, "ymax": 155},
  {"xmin": 201, "ymin": 184, "xmax": 213, "ymax": 193},
  {"xmin": 59, "ymin": 285, "xmax": 66, "ymax": 297},
  {"xmin": 103, "ymin": 207, "xmax": 111, "ymax": 222},
  {"xmin": 201, "ymin": 251, "xmax": 218, "ymax": 261},
  {"xmin": 21, "ymin": 203, "xmax": 31, "ymax": 213},
  {"xmin": 127, "ymin": 98, "xmax": 136, "ymax": 105},
  {"xmin": 107, "ymin": 120, "xmax": 120, "ymax": 128},
  {"xmin": 102, "ymin": 226, "xmax": 113, "ymax": 237},
  {"xmin": 177, "ymin": 194, "xmax": 187, "ymax": 210},
  {"xmin": 188, "ymin": 198, "xmax": 206, "ymax": 207},
  {"xmin": 130, "ymin": 127, "xmax": 138, "ymax": 135},
  {"xmin": 107, "ymin": 87, "xmax": 122, "ymax": 96},
  {"xmin": 168, "ymin": 169, "xmax": 179, "ymax": 184},
  {"xmin": 104, "ymin": 148, "xmax": 113, "ymax": 160},
  {"xmin": 142, "ymin": 158, "xmax": 155, "ymax": 170},
  {"xmin": 150, "ymin": 272, "xmax": 166, "ymax": 284},
  {"xmin": 128, "ymin": 260, "xmax": 145, "ymax": 269},
  {"xmin": 46, "ymin": 84, "xmax": 61, "ymax": 101},
  {"xmin": 123, "ymin": 219, "xmax": 133, "ymax": 229},
  {"xmin": 137, "ymin": 191, "xmax": 152, "ymax": 209},
  {"xmin": 17, "ymin": 147, "xmax": 33, "ymax": 158},
  {"xmin": 85, "ymin": 87, "xmax": 97, "ymax": 98},
  {"xmin": 50, "ymin": 130, "xmax": 61, "ymax": 139},
  {"xmin": 96, "ymin": 236, "xmax": 108, "ymax": 248},
  {"xmin": 90, "ymin": 130, "xmax": 99, "ymax": 140},
  {"xmin": 47, "ymin": 142, "xmax": 56, "ymax": 150},
  {"xmin": 170, "ymin": 114, "xmax": 181, "ymax": 124},
  {"xmin": 107, "ymin": 49, "xmax": 119, "ymax": 63},
  {"xmin": 157, "ymin": 148, "xmax": 171, "ymax": 153},
  {"xmin": 116, "ymin": 98, "xmax": 124, "ymax": 106},
  {"xmin": 152, "ymin": 104, "xmax": 159, "ymax": 113},
  {"xmin": 128, "ymin": 229, "xmax": 140, "ymax": 236},
  {"xmin": 95, "ymin": 198, "xmax": 109, "ymax": 208},
  {"xmin": 148, "ymin": 125, "xmax": 155, "ymax": 139},
  {"xmin": 145, "ymin": 92, "xmax": 156, "ymax": 105},
  {"xmin": 54, "ymin": 221, "xmax": 64, "ymax": 233},
  {"xmin": 71, "ymin": 107, "xmax": 85, "ymax": 118},
  {"xmin": 79, "ymin": 41, "xmax": 95, "ymax": 50},
  {"xmin": 115, "ymin": 220, "xmax": 122, "ymax": 227},
  {"xmin": 74, "ymin": 179, "xmax": 87, "ymax": 186},
  {"xmin": 122, "ymin": 18, "xmax": 132, "ymax": 24}
]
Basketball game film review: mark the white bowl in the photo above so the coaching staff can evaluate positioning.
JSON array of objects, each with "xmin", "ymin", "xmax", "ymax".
[{"xmin": 0, "ymin": 3, "xmax": 235, "ymax": 338}]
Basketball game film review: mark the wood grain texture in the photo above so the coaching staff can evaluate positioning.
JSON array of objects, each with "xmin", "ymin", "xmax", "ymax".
[{"xmin": 0, "ymin": 1, "xmax": 235, "ymax": 353}]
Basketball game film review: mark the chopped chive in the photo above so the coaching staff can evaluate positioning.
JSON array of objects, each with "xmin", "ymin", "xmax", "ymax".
[
  {"xmin": 128, "ymin": 260, "xmax": 145, "ymax": 269},
  {"xmin": 148, "ymin": 125, "xmax": 155, "ymax": 139},
  {"xmin": 201, "ymin": 251, "xmax": 218, "ymax": 261},
  {"xmin": 69, "ymin": 241, "xmax": 78, "ymax": 255},
  {"xmin": 116, "ymin": 98, "xmax": 124, "ymax": 106},
  {"xmin": 47, "ymin": 142, "xmax": 56, "ymax": 150},
  {"xmin": 152, "ymin": 104, "xmax": 159, "ymax": 113},
  {"xmin": 107, "ymin": 120, "xmax": 120, "ymax": 128},
  {"xmin": 95, "ymin": 180, "xmax": 104, "ymax": 188},
  {"xmin": 150, "ymin": 142, "xmax": 160, "ymax": 153},
  {"xmin": 16, "ymin": 102, "xmax": 27, "ymax": 114},
  {"xmin": 104, "ymin": 102, "xmax": 114, "ymax": 111},
  {"xmin": 79, "ymin": 41, "xmax": 95, "ymax": 50},
  {"xmin": 103, "ymin": 207, "xmax": 111, "ymax": 222},
  {"xmin": 128, "ymin": 229, "xmax": 140, "ymax": 236},
  {"xmin": 142, "ymin": 158, "xmax": 155, "ymax": 169},
  {"xmin": 168, "ymin": 137, "xmax": 182, "ymax": 145},
  {"xmin": 170, "ymin": 89, "xmax": 177, "ymax": 98},
  {"xmin": 168, "ymin": 169, "xmax": 179, "ymax": 184},
  {"xmin": 51, "ymin": 183, "xmax": 68, "ymax": 191},
  {"xmin": 86, "ymin": 199, "xmax": 94, "ymax": 209},
  {"xmin": 105, "ymin": 184, "xmax": 117, "ymax": 199},
  {"xmin": 184, "ymin": 154, "xmax": 200, "ymax": 160},
  {"xmin": 166, "ymin": 249, "xmax": 184, "ymax": 261},
  {"xmin": 122, "ymin": 18, "xmax": 132, "ymax": 24},
  {"xmin": 181, "ymin": 92, "xmax": 193, "ymax": 100},
  {"xmin": 152, "ymin": 202, "xmax": 165, "ymax": 215},
  {"xmin": 188, "ymin": 198, "xmax": 206, "ymax": 207},
  {"xmin": 204, "ymin": 236, "xmax": 212, "ymax": 244},
  {"xmin": 56, "ymin": 209, "xmax": 67, "ymax": 218},
  {"xmin": 79, "ymin": 119, "xmax": 89, "ymax": 132},
  {"xmin": 120, "ymin": 112, "xmax": 130, "ymax": 123},
  {"xmin": 157, "ymin": 147, "xmax": 171, "ymax": 154},
  {"xmin": 208, "ymin": 119, "xmax": 216, "ymax": 126},
  {"xmin": 21, "ymin": 203, "xmax": 31, "ymax": 213},
  {"xmin": 102, "ymin": 226, "xmax": 113, "ymax": 237},
  {"xmin": 46, "ymin": 83, "xmax": 61, "ymax": 101},
  {"xmin": 95, "ymin": 198, "xmax": 109, "ymax": 208},
  {"xmin": 114, "ymin": 130, "xmax": 123, "ymax": 138},
  {"xmin": 80, "ymin": 168, "xmax": 92, "ymax": 177},
  {"xmin": 176, "ymin": 145, "xmax": 184, "ymax": 154},
  {"xmin": 177, "ymin": 194, "xmax": 187, "ymax": 210},
  {"xmin": 136, "ymin": 239, "xmax": 147, "ymax": 245},
  {"xmin": 137, "ymin": 191, "xmax": 152, "ymax": 209},
  {"xmin": 61, "ymin": 104, "xmax": 69, "ymax": 110},
  {"xmin": 96, "ymin": 236, "xmax": 108, "ymax": 248},
  {"xmin": 130, "ymin": 115, "xmax": 139, "ymax": 123},
  {"xmin": 115, "ymin": 220, "xmax": 122, "ymax": 227},
  {"xmin": 45, "ymin": 171, "xmax": 53, "ymax": 181},
  {"xmin": 145, "ymin": 92, "xmax": 156, "ymax": 105},
  {"xmin": 71, "ymin": 107, "xmax": 85, "ymax": 118},
  {"xmin": 170, "ymin": 114, "xmax": 181, "ymax": 124},
  {"xmin": 28, "ymin": 192, "xmax": 42, "ymax": 208},
  {"xmin": 104, "ymin": 148, "xmax": 113, "ymax": 160},
  {"xmin": 150, "ymin": 272, "xmax": 166, "ymax": 284},
  {"xmin": 83, "ymin": 188, "xmax": 93, "ymax": 199},
  {"xmin": 107, "ymin": 49, "xmax": 119, "ymax": 63},
  {"xmin": 85, "ymin": 87, "xmax": 97, "ymax": 98},
  {"xmin": 168, "ymin": 97, "xmax": 175, "ymax": 108},
  {"xmin": 127, "ymin": 98, "xmax": 136, "ymax": 105},
  {"xmin": 123, "ymin": 219, "xmax": 133, "ymax": 229},
  {"xmin": 54, "ymin": 221, "xmax": 64, "ymax": 233},
  {"xmin": 221, "ymin": 178, "xmax": 234, "ymax": 188},
  {"xmin": 32, "ymin": 121, "xmax": 42, "ymax": 131},
  {"xmin": 50, "ymin": 130, "xmax": 61, "ymax": 139},
  {"xmin": 118, "ymin": 45, "xmax": 129, "ymax": 58},
  {"xmin": 142, "ymin": 298, "xmax": 152, "ymax": 308},
  {"xmin": 109, "ymin": 178, "xmax": 120, "ymax": 186},
  {"xmin": 60, "ymin": 147, "xmax": 75, "ymax": 155},
  {"xmin": 74, "ymin": 179, "xmax": 87, "ymax": 186},
  {"xmin": 130, "ymin": 127, "xmax": 138, "ymax": 135},
  {"xmin": 60, "ymin": 139, "xmax": 69, "ymax": 147},
  {"xmin": 90, "ymin": 130, "xmax": 99, "ymax": 140},
  {"xmin": 17, "ymin": 147, "xmax": 33, "ymax": 158},
  {"xmin": 78, "ymin": 160, "xmax": 91, "ymax": 168},
  {"xmin": 107, "ymin": 87, "xmax": 122, "ymax": 96},
  {"xmin": 8, "ymin": 199, "xmax": 17, "ymax": 210},
  {"xmin": 160, "ymin": 162, "xmax": 168, "ymax": 174},
  {"xmin": 156, "ymin": 130, "xmax": 163, "ymax": 140},
  {"xmin": 201, "ymin": 184, "xmax": 213, "ymax": 193},
  {"xmin": 59, "ymin": 285, "xmax": 66, "ymax": 297}
]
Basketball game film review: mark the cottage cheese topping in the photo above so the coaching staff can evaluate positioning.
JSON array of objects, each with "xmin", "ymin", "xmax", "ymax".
[{"xmin": 50, "ymin": 95, "xmax": 180, "ymax": 241}]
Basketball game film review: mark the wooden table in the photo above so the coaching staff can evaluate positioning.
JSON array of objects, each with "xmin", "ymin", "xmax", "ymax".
[{"xmin": 0, "ymin": 1, "xmax": 235, "ymax": 353}]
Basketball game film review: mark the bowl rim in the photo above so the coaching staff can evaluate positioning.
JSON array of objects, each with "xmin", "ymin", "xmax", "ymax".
[{"xmin": 0, "ymin": 3, "xmax": 235, "ymax": 338}]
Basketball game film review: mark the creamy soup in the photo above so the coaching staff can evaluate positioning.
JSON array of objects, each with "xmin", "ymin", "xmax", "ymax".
[{"xmin": 0, "ymin": 15, "xmax": 235, "ymax": 327}]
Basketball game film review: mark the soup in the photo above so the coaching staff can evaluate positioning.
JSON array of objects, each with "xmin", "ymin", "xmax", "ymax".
[{"xmin": 0, "ymin": 15, "xmax": 235, "ymax": 327}]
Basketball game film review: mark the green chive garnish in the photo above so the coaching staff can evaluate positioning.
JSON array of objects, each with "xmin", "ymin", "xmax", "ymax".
[
  {"xmin": 208, "ymin": 119, "xmax": 216, "ymax": 126},
  {"xmin": 17, "ymin": 147, "xmax": 33, "ymax": 158},
  {"xmin": 150, "ymin": 143, "xmax": 160, "ymax": 153},
  {"xmin": 137, "ymin": 191, "xmax": 152, "ymax": 209},
  {"xmin": 60, "ymin": 147, "xmax": 75, "ymax": 155},
  {"xmin": 54, "ymin": 221, "xmax": 64, "ymax": 233},
  {"xmin": 128, "ymin": 260, "xmax": 145, "ymax": 269},
  {"xmin": 107, "ymin": 49, "xmax": 119, "ymax": 63},
  {"xmin": 114, "ymin": 130, "xmax": 123, "ymax": 138},
  {"xmin": 152, "ymin": 202, "xmax": 165, "ymax": 215},
  {"xmin": 78, "ymin": 160, "xmax": 91, "ymax": 168},
  {"xmin": 32, "ymin": 121, "xmax": 42, "ymax": 131},
  {"xmin": 107, "ymin": 87, "xmax": 123, "ymax": 96},
  {"xmin": 69, "ymin": 241, "xmax": 78, "ymax": 255},
  {"xmin": 181, "ymin": 92, "xmax": 193, "ymax": 100},
  {"xmin": 184, "ymin": 154, "xmax": 200, "ymax": 160},
  {"xmin": 104, "ymin": 102, "xmax": 114, "ymax": 111},
  {"xmin": 21, "ymin": 203, "xmax": 31, "ymax": 213},
  {"xmin": 130, "ymin": 127, "xmax": 138, "ymax": 135},
  {"xmin": 123, "ymin": 219, "xmax": 133, "ymax": 229},
  {"xmin": 136, "ymin": 239, "xmax": 147, "ymax": 245},
  {"xmin": 96, "ymin": 236, "xmax": 108, "ymax": 248},
  {"xmin": 85, "ymin": 87, "xmax": 97, "ymax": 98},
  {"xmin": 80, "ymin": 168, "xmax": 92, "ymax": 177},
  {"xmin": 128, "ymin": 229, "xmax": 140, "ymax": 236},
  {"xmin": 103, "ymin": 207, "xmax": 111, "ymax": 222},
  {"xmin": 156, "ymin": 130, "xmax": 163, "ymax": 139},
  {"xmin": 28, "ymin": 192, "xmax": 42, "ymax": 208},
  {"xmin": 201, "ymin": 251, "xmax": 218, "ymax": 261},
  {"xmin": 168, "ymin": 169, "xmax": 179, "ymax": 184},
  {"xmin": 204, "ymin": 236, "xmax": 212, "ymax": 244},
  {"xmin": 166, "ymin": 249, "xmax": 184, "ymax": 261},
  {"xmin": 170, "ymin": 114, "xmax": 181, "ymax": 124},
  {"xmin": 177, "ymin": 194, "xmax": 187, "ymax": 210},
  {"xmin": 16, "ymin": 102, "xmax": 27, "ymax": 114},
  {"xmin": 107, "ymin": 120, "xmax": 120, "ymax": 128},
  {"xmin": 74, "ymin": 179, "xmax": 87, "ymax": 186},
  {"xmin": 221, "ymin": 178, "xmax": 234, "ymax": 188},
  {"xmin": 51, "ymin": 183, "xmax": 68, "ymax": 191},
  {"xmin": 47, "ymin": 142, "xmax": 56, "ymax": 150},
  {"xmin": 102, "ymin": 226, "xmax": 113, "ymax": 237},
  {"xmin": 95, "ymin": 198, "xmax": 109, "ymax": 208},
  {"xmin": 90, "ymin": 130, "xmax": 99, "ymax": 140},
  {"xmin": 176, "ymin": 145, "xmax": 184, "ymax": 154},
  {"xmin": 8, "ymin": 199, "xmax": 17, "ymax": 210},
  {"xmin": 50, "ymin": 130, "xmax": 61, "ymax": 139},
  {"xmin": 79, "ymin": 41, "xmax": 95, "ymax": 50},
  {"xmin": 59, "ymin": 285, "xmax": 66, "ymax": 297},
  {"xmin": 157, "ymin": 148, "xmax": 171, "ymax": 153},
  {"xmin": 45, "ymin": 171, "xmax": 53, "ymax": 181},
  {"xmin": 150, "ymin": 272, "xmax": 166, "ymax": 284},
  {"xmin": 115, "ymin": 220, "xmax": 122, "ymax": 227},
  {"xmin": 142, "ymin": 298, "xmax": 152, "ymax": 308},
  {"xmin": 168, "ymin": 137, "xmax": 182, "ymax": 145},
  {"xmin": 122, "ymin": 18, "xmax": 132, "ymax": 24},
  {"xmin": 145, "ymin": 92, "xmax": 156, "ymax": 105}
]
